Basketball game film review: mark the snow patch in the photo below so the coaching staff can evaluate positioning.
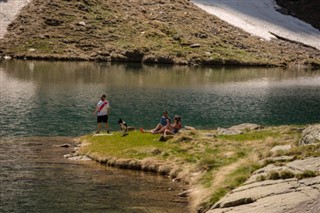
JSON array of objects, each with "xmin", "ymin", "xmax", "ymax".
[
  {"xmin": 192, "ymin": 0, "xmax": 320, "ymax": 50},
  {"xmin": 0, "ymin": 0, "xmax": 31, "ymax": 39}
]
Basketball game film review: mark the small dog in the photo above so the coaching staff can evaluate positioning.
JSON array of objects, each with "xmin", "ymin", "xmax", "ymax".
[{"xmin": 118, "ymin": 118, "xmax": 135, "ymax": 136}]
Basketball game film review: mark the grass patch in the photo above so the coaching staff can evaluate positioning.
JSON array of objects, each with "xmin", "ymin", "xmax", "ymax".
[
  {"xmin": 217, "ymin": 129, "xmax": 281, "ymax": 141},
  {"xmin": 296, "ymin": 170, "xmax": 317, "ymax": 180},
  {"xmin": 225, "ymin": 163, "xmax": 261, "ymax": 189}
]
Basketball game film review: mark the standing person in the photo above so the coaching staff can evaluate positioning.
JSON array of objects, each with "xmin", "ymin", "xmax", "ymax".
[{"xmin": 93, "ymin": 94, "xmax": 110, "ymax": 133}]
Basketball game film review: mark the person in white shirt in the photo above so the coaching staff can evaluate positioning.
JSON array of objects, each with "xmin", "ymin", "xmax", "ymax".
[{"xmin": 93, "ymin": 94, "xmax": 110, "ymax": 133}]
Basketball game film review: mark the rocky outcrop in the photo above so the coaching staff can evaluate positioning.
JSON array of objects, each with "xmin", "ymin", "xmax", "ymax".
[
  {"xmin": 208, "ymin": 157, "xmax": 320, "ymax": 213},
  {"xmin": 276, "ymin": 0, "xmax": 320, "ymax": 30},
  {"xmin": 299, "ymin": 124, "xmax": 320, "ymax": 145}
]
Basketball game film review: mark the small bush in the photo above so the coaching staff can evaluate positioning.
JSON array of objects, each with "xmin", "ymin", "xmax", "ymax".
[
  {"xmin": 256, "ymin": 175, "xmax": 266, "ymax": 182},
  {"xmin": 296, "ymin": 170, "xmax": 317, "ymax": 180},
  {"xmin": 197, "ymin": 158, "xmax": 220, "ymax": 171},
  {"xmin": 279, "ymin": 170, "xmax": 295, "ymax": 179},
  {"xmin": 268, "ymin": 171, "xmax": 280, "ymax": 180}
]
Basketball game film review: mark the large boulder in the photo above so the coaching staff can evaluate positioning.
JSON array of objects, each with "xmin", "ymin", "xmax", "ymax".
[{"xmin": 298, "ymin": 124, "xmax": 320, "ymax": 145}]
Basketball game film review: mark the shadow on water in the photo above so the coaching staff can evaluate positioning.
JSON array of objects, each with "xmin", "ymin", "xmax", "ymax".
[{"xmin": 0, "ymin": 136, "xmax": 189, "ymax": 213}]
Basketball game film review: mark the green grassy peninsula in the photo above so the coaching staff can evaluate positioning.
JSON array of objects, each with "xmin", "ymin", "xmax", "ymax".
[{"xmin": 78, "ymin": 125, "xmax": 320, "ymax": 211}]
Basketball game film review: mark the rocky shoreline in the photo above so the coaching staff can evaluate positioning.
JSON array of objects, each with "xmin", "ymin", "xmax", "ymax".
[{"xmin": 64, "ymin": 124, "xmax": 320, "ymax": 212}]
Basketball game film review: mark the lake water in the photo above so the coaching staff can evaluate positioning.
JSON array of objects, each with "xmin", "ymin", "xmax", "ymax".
[
  {"xmin": 1, "ymin": 60, "xmax": 320, "ymax": 137},
  {"xmin": 1, "ymin": 60, "xmax": 320, "ymax": 212}
]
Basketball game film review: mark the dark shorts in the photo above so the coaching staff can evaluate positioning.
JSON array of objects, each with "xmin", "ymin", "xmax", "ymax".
[{"xmin": 97, "ymin": 115, "xmax": 108, "ymax": 123}]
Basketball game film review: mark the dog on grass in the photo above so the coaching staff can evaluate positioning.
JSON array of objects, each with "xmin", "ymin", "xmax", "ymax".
[{"xmin": 118, "ymin": 118, "xmax": 135, "ymax": 136}]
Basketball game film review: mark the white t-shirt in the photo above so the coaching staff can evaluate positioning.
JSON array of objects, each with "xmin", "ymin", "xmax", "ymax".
[{"xmin": 97, "ymin": 100, "xmax": 110, "ymax": 116}]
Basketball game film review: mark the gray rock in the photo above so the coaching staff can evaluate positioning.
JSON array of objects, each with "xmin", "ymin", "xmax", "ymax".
[
  {"xmin": 208, "ymin": 190, "xmax": 318, "ymax": 213},
  {"xmin": 299, "ymin": 176, "xmax": 320, "ymax": 187},
  {"xmin": 270, "ymin": 145, "xmax": 292, "ymax": 152},
  {"xmin": 259, "ymin": 155, "xmax": 295, "ymax": 164},
  {"xmin": 229, "ymin": 123, "xmax": 263, "ymax": 131},
  {"xmin": 217, "ymin": 127, "xmax": 243, "ymax": 135},
  {"xmin": 69, "ymin": 155, "xmax": 91, "ymax": 161},
  {"xmin": 217, "ymin": 123, "xmax": 263, "ymax": 135},
  {"xmin": 190, "ymin": 43, "xmax": 201, "ymax": 48},
  {"xmin": 286, "ymin": 157, "xmax": 320, "ymax": 172},
  {"xmin": 208, "ymin": 156, "xmax": 320, "ymax": 213},
  {"xmin": 65, "ymin": 153, "xmax": 91, "ymax": 161},
  {"xmin": 298, "ymin": 124, "xmax": 320, "ymax": 145},
  {"xmin": 214, "ymin": 179, "xmax": 298, "ymax": 208},
  {"xmin": 78, "ymin": 21, "xmax": 86, "ymax": 26}
]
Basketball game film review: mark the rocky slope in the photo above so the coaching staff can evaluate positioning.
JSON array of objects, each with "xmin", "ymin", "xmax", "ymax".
[
  {"xmin": 276, "ymin": 0, "xmax": 320, "ymax": 30},
  {"xmin": 0, "ymin": 0, "xmax": 319, "ymax": 68},
  {"xmin": 207, "ymin": 124, "xmax": 320, "ymax": 213}
]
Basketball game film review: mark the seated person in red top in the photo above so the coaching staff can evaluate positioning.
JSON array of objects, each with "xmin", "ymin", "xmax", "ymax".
[{"xmin": 164, "ymin": 115, "xmax": 182, "ymax": 136}]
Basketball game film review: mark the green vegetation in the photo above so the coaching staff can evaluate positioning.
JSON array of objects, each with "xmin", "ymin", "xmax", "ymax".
[
  {"xmin": 256, "ymin": 169, "xmax": 318, "ymax": 182},
  {"xmin": 78, "ymin": 125, "xmax": 313, "ymax": 211},
  {"xmin": 296, "ymin": 170, "xmax": 318, "ymax": 180}
]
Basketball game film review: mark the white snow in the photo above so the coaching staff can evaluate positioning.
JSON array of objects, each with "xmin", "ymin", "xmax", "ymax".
[
  {"xmin": 0, "ymin": 0, "xmax": 31, "ymax": 39},
  {"xmin": 192, "ymin": 0, "xmax": 320, "ymax": 50}
]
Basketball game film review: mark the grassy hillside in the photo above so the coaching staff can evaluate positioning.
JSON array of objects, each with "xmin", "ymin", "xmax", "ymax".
[{"xmin": 0, "ymin": 0, "xmax": 319, "ymax": 67}]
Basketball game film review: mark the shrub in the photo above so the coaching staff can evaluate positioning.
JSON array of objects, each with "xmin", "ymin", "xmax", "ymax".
[
  {"xmin": 279, "ymin": 170, "xmax": 295, "ymax": 179},
  {"xmin": 256, "ymin": 175, "xmax": 266, "ymax": 182},
  {"xmin": 268, "ymin": 171, "xmax": 280, "ymax": 180},
  {"xmin": 296, "ymin": 170, "xmax": 317, "ymax": 180}
]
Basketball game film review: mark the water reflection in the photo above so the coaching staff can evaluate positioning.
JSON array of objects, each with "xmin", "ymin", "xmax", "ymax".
[
  {"xmin": 2, "ymin": 60, "xmax": 319, "ymax": 86},
  {"xmin": 1, "ymin": 60, "xmax": 319, "ymax": 137},
  {"xmin": 0, "ymin": 137, "xmax": 189, "ymax": 213}
]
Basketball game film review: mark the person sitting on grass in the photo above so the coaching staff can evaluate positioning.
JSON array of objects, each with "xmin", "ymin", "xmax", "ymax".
[
  {"xmin": 140, "ymin": 111, "xmax": 171, "ymax": 134},
  {"xmin": 163, "ymin": 115, "xmax": 182, "ymax": 136}
]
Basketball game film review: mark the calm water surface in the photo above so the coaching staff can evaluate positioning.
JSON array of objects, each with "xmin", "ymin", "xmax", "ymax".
[
  {"xmin": 1, "ymin": 60, "xmax": 319, "ymax": 136},
  {"xmin": 1, "ymin": 60, "xmax": 320, "ymax": 212},
  {"xmin": 0, "ymin": 137, "xmax": 188, "ymax": 213}
]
